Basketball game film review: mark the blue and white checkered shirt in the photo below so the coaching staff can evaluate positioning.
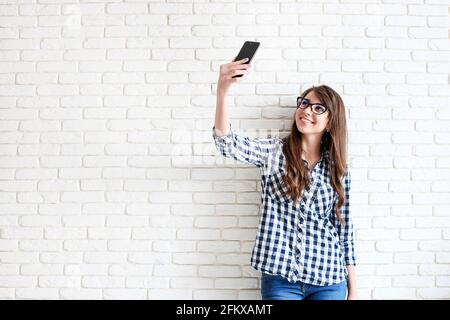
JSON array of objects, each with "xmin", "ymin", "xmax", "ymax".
[{"xmin": 213, "ymin": 125, "xmax": 356, "ymax": 286}]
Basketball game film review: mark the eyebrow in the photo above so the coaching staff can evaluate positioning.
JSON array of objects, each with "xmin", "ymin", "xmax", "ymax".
[{"xmin": 303, "ymin": 98, "xmax": 324, "ymax": 105}]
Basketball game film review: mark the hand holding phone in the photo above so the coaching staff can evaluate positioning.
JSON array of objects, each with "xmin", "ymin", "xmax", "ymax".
[
  {"xmin": 232, "ymin": 41, "xmax": 260, "ymax": 78},
  {"xmin": 217, "ymin": 41, "xmax": 260, "ymax": 96}
]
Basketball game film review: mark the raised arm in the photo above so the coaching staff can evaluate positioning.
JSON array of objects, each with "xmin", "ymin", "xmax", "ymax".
[
  {"xmin": 212, "ymin": 57, "xmax": 277, "ymax": 168},
  {"xmin": 214, "ymin": 57, "xmax": 250, "ymax": 136}
]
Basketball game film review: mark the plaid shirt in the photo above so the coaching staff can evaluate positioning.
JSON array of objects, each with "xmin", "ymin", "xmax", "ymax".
[{"xmin": 212, "ymin": 125, "xmax": 356, "ymax": 286}]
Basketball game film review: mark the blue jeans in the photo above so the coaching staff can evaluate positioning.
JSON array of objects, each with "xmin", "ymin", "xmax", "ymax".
[{"xmin": 261, "ymin": 273, "xmax": 348, "ymax": 300}]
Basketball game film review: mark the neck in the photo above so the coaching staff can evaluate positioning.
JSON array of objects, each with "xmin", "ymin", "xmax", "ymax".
[{"xmin": 301, "ymin": 133, "xmax": 323, "ymax": 159}]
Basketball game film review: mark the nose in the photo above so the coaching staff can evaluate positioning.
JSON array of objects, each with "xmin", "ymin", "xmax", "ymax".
[{"xmin": 303, "ymin": 106, "xmax": 313, "ymax": 116}]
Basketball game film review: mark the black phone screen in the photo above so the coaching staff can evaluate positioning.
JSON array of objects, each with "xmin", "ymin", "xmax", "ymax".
[{"xmin": 232, "ymin": 41, "xmax": 260, "ymax": 78}]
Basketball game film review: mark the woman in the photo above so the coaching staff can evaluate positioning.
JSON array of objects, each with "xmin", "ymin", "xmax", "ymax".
[{"xmin": 212, "ymin": 57, "xmax": 357, "ymax": 300}]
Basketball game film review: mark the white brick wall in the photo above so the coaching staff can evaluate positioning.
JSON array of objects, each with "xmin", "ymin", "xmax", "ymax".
[{"xmin": 0, "ymin": 0, "xmax": 449, "ymax": 300}]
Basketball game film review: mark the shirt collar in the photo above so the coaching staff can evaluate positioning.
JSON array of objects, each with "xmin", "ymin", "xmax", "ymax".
[{"xmin": 302, "ymin": 149, "xmax": 329, "ymax": 167}]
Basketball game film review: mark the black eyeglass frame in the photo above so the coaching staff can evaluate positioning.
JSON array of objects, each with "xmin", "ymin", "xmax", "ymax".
[{"xmin": 296, "ymin": 96, "xmax": 329, "ymax": 115}]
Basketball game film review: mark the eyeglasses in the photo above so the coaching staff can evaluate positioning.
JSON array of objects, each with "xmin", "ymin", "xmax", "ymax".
[{"xmin": 296, "ymin": 96, "xmax": 328, "ymax": 115}]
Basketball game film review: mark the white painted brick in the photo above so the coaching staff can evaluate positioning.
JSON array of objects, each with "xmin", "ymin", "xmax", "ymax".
[
  {"xmin": 358, "ymin": 276, "xmax": 392, "ymax": 290},
  {"xmin": 436, "ymin": 276, "xmax": 450, "ymax": 287},
  {"xmin": 19, "ymin": 240, "xmax": 61, "ymax": 252},
  {"xmin": 222, "ymin": 228, "xmax": 258, "ymax": 241},
  {"xmin": 106, "ymin": 216, "xmax": 148, "ymax": 227},
  {"xmin": 153, "ymin": 240, "xmax": 195, "ymax": 253},
  {"xmin": 191, "ymin": 168, "xmax": 230, "ymax": 181},
  {"xmin": 416, "ymin": 217, "xmax": 450, "ymax": 228},
  {"xmin": 106, "ymin": 3, "xmax": 147, "ymax": 14},
  {"xmin": 124, "ymin": 180, "xmax": 167, "ymax": 192},
  {"xmin": 195, "ymin": 217, "xmax": 237, "ymax": 228},
  {"xmin": 376, "ymin": 264, "xmax": 417, "ymax": 276},
  {"xmin": 216, "ymin": 204, "xmax": 259, "ymax": 215},
  {"xmin": 357, "ymin": 229, "xmax": 398, "ymax": 240},
  {"xmin": 372, "ymin": 288, "xmax": 416, "ymax": 300},
  {"xmin": 393, "ymin": 275, "xmax": 434, "ymax": 288},
  {"xmin": 110, "ymin": 264, "xmax": 153, "ymax": 277},
  {"xmin": 197, "ymin": 241, "xmax": 240, "ymax": 253},
  {"xmin": 418, "ymin": 288, "xmax": 450, "ymax": 300},
  {"xmin": 149, "ymin": 3, "xmax": 192, "ymax": 14},
  {"xmin": 344, "ymin": 38, "xmax": 384, "ymax": 50},
  {"xmin": 393, "ymin": 158, "xmax": 434, "ymax": 169},
  {"xmin": 151, "ymin": 215, "xmax": 192, "ymax": 228},
  {"xmin": 150, "ymin": 192, "xmax": 192, "ymax": 203},
  {"xmin": 0, "ymin": 263, "xmax": 18, "ymax": 276},
  {"xmin": 356, "ymin": 252, "xmax": 392, "ymax": 264},
  {"xmin": 376, "ymin": 239, "xmax": 418, "ymax": 254},
  {"xmin": 132, "ymin": 227, "xmax": 176, "ymax": 240},
  {"xmin": 127, "ymin": 203, "xmax": 169, "ymax": 216},
  {"xmin": 64, "ymin": 264, "xmax": 108, "ymax": 276},
  {"xmin": 39, "ymin": 204, "xmax": 81, "ymax": 215},
  {"xmin": 149, "ymin": 288, "xmax": 193, "ymax": 299},
  {"xmin": 0, "ymin": 275, "xmax": 37, "ymax": 287},
  {"xmin": 238, "ymin": 290, "xmax": 261, "ymax": 300},
  {"xmin": 419, "ymin": 264, "xmax": 450, "ymax": 276},
  {"xmin": 411, "ymin": 169, "xmax": 450, "ymax": 181},
  {"xmin": 62, "ymin": 216, "xmax": 105, "ymax": 227},
  {"xmin": 373, "ymin": 217, "xmax": 415, "ymax": 229},
  {"xmin": 87, "ymin": 228, "xmax": 131, "ymax": 240},
  {"xmin": 419, "ymin": 241, "xmax": 450, "ymax": 252},
  {"xmin": 15, "ymin": 288, "xmax": 59, "ymax": 299},
  {"xmin": 105, "ymin": 191, "xmax": 147, "ymax": 203},
  {"xmin": 173, "ymin": 252, "xmax": 215, "ymax": 265},
  {"xmin": 217, "ymin": 253, "xmax": 249, "ymax": 264},
  {"xmin": 199, "ymin": 266, "xmax": 241, "ymax": 278},
  {"xmin": 17, "ymin": 192, "xmax": 58, "ymax": 204},
  {"xmin": 60, "ymin": 192, "xmax": 104, "ymax": 203},
  {"xmin": 84, "ymin": 252, "xmax": 126, "ymax": 264},
  {"xmin": 0, "ymin": 239, "xmax": 18, "ymax": 251},
  {"xmin": 194, "ymin": 192, "xmax": 235, "ymax": 204},
  {"xmin": 435, "ymin": 252, "xmax": 450, "ymax": 263},
  {"xmin": 416, "ymin": 26, "xmax": 448, "ymax": 41},
  {"xmin": 2, "ymin": 227, "xmax": 42, "ymax": 240},
  {"xmin": 38, "ymin": 275, "xmax": 80, "ymax": 288},
  {"xmin": 103, "ymin": 289, "xmax": 148, "ymax": 300},
  {"xmin": 41, "ymin": 252, "xmax": 81, "ymax": 264},
  {"xmin": 370, "ymin": 193, "xmax": 411, "ymax": 205},
  {"xmin": 194, "ymin": 289, "xmax": 238, "ymax": 300},
  {"xmin": 414, "ymin": 193, "xmax": 450, "ymax": 205},
  {"xmin": 82, "ymin": 276, "xmax": 124, "ymax": 288},
  {"xmin": 400, "ymin": 228, "xmax": 441, "ymax": 240},
  {"xmin": 168, "ymin": 180, "xmax": 211, "ymax": 192},
  {"xmin": 59, "ymin": 288, "xmax": 102, "ymax": 299},
  {"xmin": 80, "ymin": 180, "xmax": 122, "ymax": 192},
  {"xmin": 20, "ymin": 263, "xmax": 63, "ymax": 275},
  {"xmin": 128, "ymin": 252, "xmax": 171, "ymax": 265},
  {"xmin": 153, "ymin": 264, "xmax": 196, "ymax": 277},
  {"xmin": 366, "ymin": 4, "xmax": 407, "ymax": 15},
  {"xmin": 215, "ymin": 278, "xmax": 258, "ymax": 290},
  {"xmin": 434, "ymin": 206, "xmax": 450, "ymax": 216},
  {"xmin": 63, "ymin": 240, "xmax": 106, "ymax": 252},
  {"xmin": 44, "ymin": 227, "xmax": 86, "ymax": 240}
]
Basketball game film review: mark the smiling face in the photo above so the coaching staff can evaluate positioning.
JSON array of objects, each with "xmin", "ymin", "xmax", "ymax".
[{"xmin": 295, "ymin": 90, "xmax": 330, "ymax": 135}]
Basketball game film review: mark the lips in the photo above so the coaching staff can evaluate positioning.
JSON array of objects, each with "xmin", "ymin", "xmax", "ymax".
[{"xmin": 300, "ymin": 117, "xmax": 314, "ymax": 124}]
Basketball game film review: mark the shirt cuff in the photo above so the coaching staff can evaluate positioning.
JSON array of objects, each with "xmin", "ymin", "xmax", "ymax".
[
  {"xmin": 212, "ymin": 124, "xmax": 233, "ymax": 139},
  {"xmin": 345, "ymin": 255, "xmax": 357, "ymax": 266}
]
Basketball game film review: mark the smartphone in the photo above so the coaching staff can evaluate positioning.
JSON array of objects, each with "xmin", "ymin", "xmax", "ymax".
[{"xmin": 232, "ymin": 41, "xmax": 260, "ymax": 78}]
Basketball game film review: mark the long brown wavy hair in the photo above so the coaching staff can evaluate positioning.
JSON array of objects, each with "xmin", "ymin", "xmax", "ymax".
[{"xmin": 281, "ymin": 85, "xmax": 348, "ymax": 224}]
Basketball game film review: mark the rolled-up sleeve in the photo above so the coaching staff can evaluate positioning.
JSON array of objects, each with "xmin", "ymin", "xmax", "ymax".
[
  {"xmin": 337, "ymin": 170, "xmax": 357, "ymax": 266},
  {"xmin": 212, "ymin": 124, "xmax": 277, "ymax": 168}
]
